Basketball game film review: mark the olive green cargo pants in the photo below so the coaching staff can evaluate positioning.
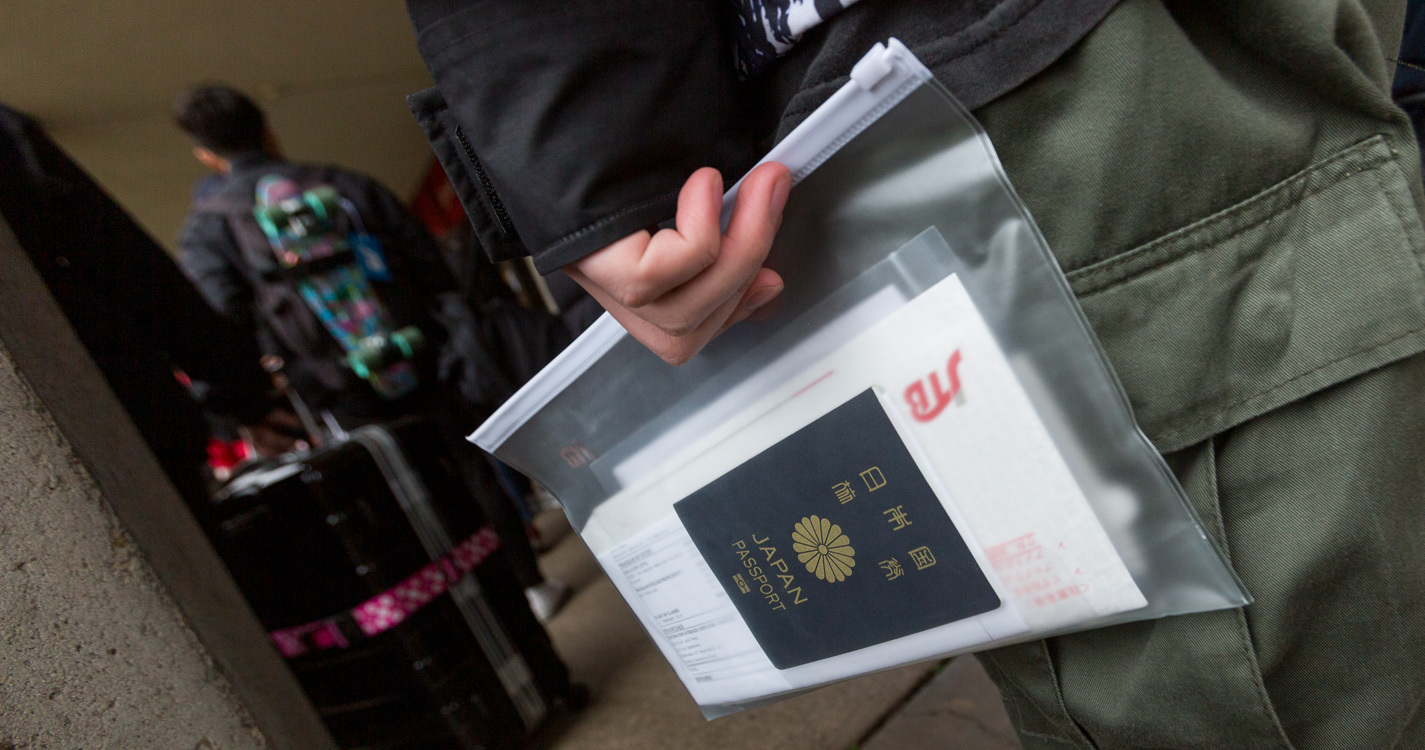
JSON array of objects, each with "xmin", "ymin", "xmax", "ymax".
[{"xmin": 970, "ymin": 2, "xmax": 1425, "ymax": 748}]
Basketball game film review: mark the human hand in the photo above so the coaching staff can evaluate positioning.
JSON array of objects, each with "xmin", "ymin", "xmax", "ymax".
[
  {"xmin": 240, "ymin": 409, "xmax": 308, "ymax": 458},
  {"xmin": 564, "ymin": 162, "xmax": 791, "ymax": 365}
]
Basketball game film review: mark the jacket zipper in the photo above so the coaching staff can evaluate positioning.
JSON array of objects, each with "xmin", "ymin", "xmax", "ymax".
[{"xmin": 454, "ymin": 124, "xmax": 518, "ymax": 240}]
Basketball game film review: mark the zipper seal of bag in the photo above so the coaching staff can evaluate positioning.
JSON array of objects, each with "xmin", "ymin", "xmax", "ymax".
[
  {"xmin": 471, "ymin": 38, "xmax": 933, "ymax": 451},
  {"xmin": 719, "ymin": 38, "xmax": 932, "ymax": 228}
]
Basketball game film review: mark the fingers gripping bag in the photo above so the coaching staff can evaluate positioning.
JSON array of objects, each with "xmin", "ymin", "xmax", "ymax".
[{"xmin": 471, "ymin": 39, "xmax": 1249, "ymax": 718}]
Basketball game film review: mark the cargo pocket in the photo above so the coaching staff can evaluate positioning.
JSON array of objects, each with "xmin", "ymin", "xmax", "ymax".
[
  {"xmin": 981, "ymin": 450, "xmax": 1298, "ymax": 750},
  {"xmin": 1069, "ymin": 134, "xmax": 1425, "ymax": 748},
  {"xmin": 1067, "ymin": 135, "xmax": 1425, "ymax": 454},
  {"xmin": 1050, "ymin": 373, "xmax": 1425, "ymax": 750},
  {"xmin": 407, "ymin": 86, "xmax": 529, "ymax": 262},
  {"xmin": 984, "ymin": 135, "xmax": 1425, "ymax": 750},
  {"xmin": 977, "ymin": 644, "xmax": 1100, "ymax": 748}
]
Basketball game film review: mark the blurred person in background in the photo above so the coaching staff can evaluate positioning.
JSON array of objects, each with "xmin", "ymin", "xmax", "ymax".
[
  {"xmin": 171, "ymin": 85, "xmax": 569, "ymax": 619},
  {"xmin": 175, "ymin": 84, "xmax": 457, "ymax": 431}
]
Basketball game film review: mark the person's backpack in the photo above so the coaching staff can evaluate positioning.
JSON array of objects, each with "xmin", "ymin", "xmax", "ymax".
[{"xmin": 195, "ymin": 175, "xmax": 424, "ymax": 401}]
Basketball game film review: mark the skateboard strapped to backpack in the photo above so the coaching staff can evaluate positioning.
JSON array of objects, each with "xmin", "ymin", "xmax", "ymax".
[{"xmin": 251, "ymin": 176, "xmax": 422, "ymax": 400}]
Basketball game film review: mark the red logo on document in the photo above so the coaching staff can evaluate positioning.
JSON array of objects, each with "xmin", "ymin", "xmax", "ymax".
[
  {"xmin": 904, "ymin": 350, "xmax": 963, "ymax": 423},
  {"xmin": 559, "ymin": 442, "xmax": 596, "ymax": 469}
]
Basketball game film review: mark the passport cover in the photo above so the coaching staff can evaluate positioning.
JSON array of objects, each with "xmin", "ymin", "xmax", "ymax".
[{"xmin": 674, "ymin": 389, "xmax": 1000, "ymax": 669}]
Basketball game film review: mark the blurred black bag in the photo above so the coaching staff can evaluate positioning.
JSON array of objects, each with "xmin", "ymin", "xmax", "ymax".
[{"xmin": 438, "ymin": 253, "xmax": 572, "ymax": 418}]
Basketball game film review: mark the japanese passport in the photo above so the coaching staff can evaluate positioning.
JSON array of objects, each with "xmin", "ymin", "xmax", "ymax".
[{"xmin": 674, "ymin": 390, "xmax": 1000, "ymax": 668}]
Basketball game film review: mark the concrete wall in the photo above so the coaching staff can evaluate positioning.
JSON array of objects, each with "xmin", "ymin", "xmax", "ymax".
[
  {"xmin": 0, "ymin": 339, "xmax": 266, "ymax": 750},
  {"xmin": 0, "ymin": 217, "xmax": 335, "ymax": 749}
]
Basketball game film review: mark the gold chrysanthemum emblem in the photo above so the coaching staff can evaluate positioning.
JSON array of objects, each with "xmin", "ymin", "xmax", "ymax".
[{"xmin": 792, "ymin": 515, "xmax": 855, "ymax": 583}]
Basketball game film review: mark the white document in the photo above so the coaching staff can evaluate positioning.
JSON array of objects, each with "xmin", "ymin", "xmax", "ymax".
[
  {"xmin": 600, "ymin": 516, "xmax": 792, "ymax": 707},
  {"xmin": 590, "ymin": 273, "xmax": 1146, "ymax": 705}
]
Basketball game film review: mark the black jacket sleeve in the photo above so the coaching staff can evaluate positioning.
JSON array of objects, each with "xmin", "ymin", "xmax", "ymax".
[
  {"xmin": 404, "ymin": 0, "xmax": 1123, "ymax": 275},
  {"xmin": 405, "ymin": 0, "xmax": 759, "ymax": 274},
  {"xmin": 177, "ymin": 212, "xmax": 258, "ymax": 328}
]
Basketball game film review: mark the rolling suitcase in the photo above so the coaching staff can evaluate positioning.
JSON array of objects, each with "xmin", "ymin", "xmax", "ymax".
[{"xmin": 209, "ymin": 416, "xmax": 574, "ymax": 749}]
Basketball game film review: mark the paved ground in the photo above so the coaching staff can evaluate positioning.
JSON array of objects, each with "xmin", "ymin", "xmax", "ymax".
[
  {"xmin": 531, "ymin": 511, "xmax": 1022, "ymax": 750},
  {"xmin": 861, "ymin": 657, "xmax": 1021, "ymax": 750}
]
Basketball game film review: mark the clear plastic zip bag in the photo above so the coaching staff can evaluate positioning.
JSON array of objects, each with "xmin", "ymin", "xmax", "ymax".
[{"xmin": 472, "ymin": 39, "xmax": 1249, "ymax": 718}]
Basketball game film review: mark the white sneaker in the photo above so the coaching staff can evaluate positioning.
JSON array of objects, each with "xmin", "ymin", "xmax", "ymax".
[{"xmin": 524, "ymin": 580, "xmax": 570, "ymax": 623}]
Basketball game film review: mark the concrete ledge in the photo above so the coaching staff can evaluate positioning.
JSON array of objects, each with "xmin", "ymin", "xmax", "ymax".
[{"xmin": 0, "ymin": 214, "xmax": 334, "ymax": 748}]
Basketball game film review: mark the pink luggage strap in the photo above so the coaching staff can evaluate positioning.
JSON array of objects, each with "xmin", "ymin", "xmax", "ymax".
[{"xmin": 269, "ymin": 526, "xmax": 501, "ymax": 658}]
